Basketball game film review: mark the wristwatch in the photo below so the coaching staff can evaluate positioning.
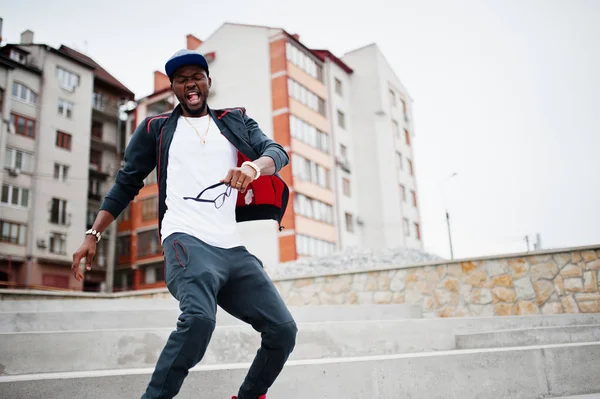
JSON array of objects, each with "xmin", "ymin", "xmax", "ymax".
[
  {"xmin": 85, "ymin": 229, "xmax": 102, "ymax": 242},
  {"xmin": 242, "ymin": 161, "xmax": 261, "ymax": 180}
]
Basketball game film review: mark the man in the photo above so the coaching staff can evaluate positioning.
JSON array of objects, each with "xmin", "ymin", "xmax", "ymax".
[{"xmin": 71, "ymin": 49, "xmax": 297, "ymax": 399}]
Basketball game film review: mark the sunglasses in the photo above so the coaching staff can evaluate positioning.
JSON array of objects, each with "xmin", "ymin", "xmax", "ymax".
[{"xmin": 183, "ymin": 182, "xmax": 232, "ymax": 209}]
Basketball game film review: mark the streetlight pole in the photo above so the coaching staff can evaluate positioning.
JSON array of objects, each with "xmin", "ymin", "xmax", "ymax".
[{"xmin": 442, "ymin": 172, "xmax": 458, "ymax": 259}]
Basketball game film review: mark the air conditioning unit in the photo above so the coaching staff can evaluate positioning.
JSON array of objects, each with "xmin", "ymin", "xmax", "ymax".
[
  {"xmin": 8, "ymin": 168, "xmax": 20, "ymax": 177},
  {"xmin": 356, "ymin": 217, "xmax": 364, "ymax": 225},
  {"xmin": 36, "ymin": 239, "xmax": 47, "ymax": 249}
]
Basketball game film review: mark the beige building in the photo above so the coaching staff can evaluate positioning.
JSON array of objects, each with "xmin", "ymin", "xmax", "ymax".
[{"xmin": 0, "ymin": 27, "xmax": 134, "ymax": 291}]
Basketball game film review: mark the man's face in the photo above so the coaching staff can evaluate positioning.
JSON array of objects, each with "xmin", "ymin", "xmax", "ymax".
[{"xmin": 171, "ymin": 65, "xmax": 211, "ymax": 116}]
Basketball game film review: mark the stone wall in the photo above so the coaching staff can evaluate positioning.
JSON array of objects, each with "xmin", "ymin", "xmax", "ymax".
[{"xmin": 272, "ymin": 246, "xmax": 600, "ymax": 317}]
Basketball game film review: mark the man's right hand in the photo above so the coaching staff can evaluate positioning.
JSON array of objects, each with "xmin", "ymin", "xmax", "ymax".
[{"xmin": 71, "ymin": 235, "xmax": 97, "ymax": 281}]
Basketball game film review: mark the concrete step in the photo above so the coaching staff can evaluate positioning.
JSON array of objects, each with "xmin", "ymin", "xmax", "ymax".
[
  {"xmin": 3, "ymin": 305, "xmax": 599, "ymax": 334},
  {"xmin": 456, "ymin": 324, "xmax": 600, "ymax": 349},
  {"xmin": 4, "ymin": 313, "xmax": 600, "ymax": 375},
  {"xmin": 0, "ymin": 319, "xmax": 453, "ymax": 375},
  {"xmin": 1, "ymin": 342, "xmax": 598, "ymax": 399},
  {"xmin": 0, "ymin": 303, "xmax": 422, "ymax": 332}
]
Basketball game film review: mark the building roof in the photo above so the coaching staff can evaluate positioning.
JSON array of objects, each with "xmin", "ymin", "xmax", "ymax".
[
  {"xmin": 311, "ymin": 49, "xmax": 353, "ymax": 74},
  {"xmin": 58, "ymin": 45, "xmax": 135, "ymax": 99},
  {"xmin": 0, "ymin": 46, "xmax": 43, "ymax": 75}
]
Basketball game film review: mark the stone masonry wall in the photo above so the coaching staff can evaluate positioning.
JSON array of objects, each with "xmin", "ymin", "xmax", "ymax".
[{"xmin": 272, "ymin": 247, "xmax": 600, "ymax": 317}]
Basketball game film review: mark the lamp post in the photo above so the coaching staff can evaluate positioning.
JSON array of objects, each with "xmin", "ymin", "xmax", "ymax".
[{"xmin": 442, "ymin": 172, "xmax": 458, "ymax": 259}]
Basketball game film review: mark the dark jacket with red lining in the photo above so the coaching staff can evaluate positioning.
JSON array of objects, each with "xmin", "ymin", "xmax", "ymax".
[{"xmin": 100, "ymin": 104, "xmax": 289, "ymax": 241}]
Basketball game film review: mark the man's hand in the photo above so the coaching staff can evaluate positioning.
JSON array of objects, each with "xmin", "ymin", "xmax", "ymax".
[
  {"xmin": 71, "ymin": 235, "xmax": 97, "ymax": 281},
  {"xmin": 221, "ymin": 165, "xmax": 257, "ymax": 193}
]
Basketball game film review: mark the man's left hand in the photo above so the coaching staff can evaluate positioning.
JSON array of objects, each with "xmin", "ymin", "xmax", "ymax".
[{"xmin": 222, "ymin": 165, "xmax": 257, "ymax": 193}]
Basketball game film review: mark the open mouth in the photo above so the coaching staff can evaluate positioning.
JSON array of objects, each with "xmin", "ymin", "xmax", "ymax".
[{"xmin": 185, "ymin": 90, "xmax": 201, "ymax": 106}]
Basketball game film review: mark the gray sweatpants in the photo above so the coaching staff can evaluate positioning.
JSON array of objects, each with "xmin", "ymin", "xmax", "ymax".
[{"xmin": 141, "ymin": 232, "xmax": 297, "ymax": 399}]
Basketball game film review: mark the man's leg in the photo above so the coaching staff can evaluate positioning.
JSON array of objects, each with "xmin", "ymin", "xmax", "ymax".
[
  {"xmin": 142, "ymin": 233, "xmax": 229, "ymax": 399},
  {"xmin": 217, "ymin": 247, "xmax": 297, "ymax": 399}
]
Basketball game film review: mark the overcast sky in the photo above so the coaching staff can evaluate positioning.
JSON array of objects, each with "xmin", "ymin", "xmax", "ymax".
[{"xmin": 1, "ymin": 0, "xmax": 599, "ymax": 259}]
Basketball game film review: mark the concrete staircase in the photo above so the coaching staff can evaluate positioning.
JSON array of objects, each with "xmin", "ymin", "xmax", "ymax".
[{"xmin": 0, "ymin": 297, "xmax": 599, "ymax": 398}]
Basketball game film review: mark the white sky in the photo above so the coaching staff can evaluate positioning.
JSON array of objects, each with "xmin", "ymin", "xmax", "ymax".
[{"xmin": 1, "ymin": 0, "xmax": 599, "ymax": 259}]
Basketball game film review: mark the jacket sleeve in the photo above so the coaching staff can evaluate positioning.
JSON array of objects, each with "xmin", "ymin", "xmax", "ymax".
[
  {"xmin": 99, "ymin": 118, "xmax": 157, "ymax": 219},
  {"xmin": 244, "ymin": 112, "xmax": 289, "ymax": 173}
]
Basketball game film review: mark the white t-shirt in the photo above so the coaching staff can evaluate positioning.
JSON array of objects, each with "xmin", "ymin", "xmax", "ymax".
[{"xmin": 160, "ymin": 114, "xmax": 242, "ymax": 248}]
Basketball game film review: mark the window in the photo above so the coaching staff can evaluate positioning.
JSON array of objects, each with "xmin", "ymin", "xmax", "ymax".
[
  {"xmin": 414, "ymin": 222, "xmax": 421, "ymax": 240},
  {"xmin": 408, "ymin": 159, "xmax": 414, "ymax": 176},
  {"xmin": 56, "ymin": 67, "xmax": 80, "ymax": 92},
  {"xmin": 342, "ymin": 178, "xmax": 351, "ymax": 197},
  {"xmin": 287, "ymin": 78, "xmax": 326, "ymax": 115},
  {"xmin": 294, "ymin": 193, "xmax": 334, "ymax": 224},
  {"xmin": 337, "ymin": 110, "xmax": 346, "ymax": 129},
  {"xmin": 405, "ymin": 129, "xmax": 411, "ymax": 146},
  {"xmin": 393, "ymin": 120, "xmax": 400, "ymax": 139},
  {"xmin": 12, "ymin": 82, "xmax": 37, "ymax": 105},
  {"xmin": 289, "ymin": 115, "xmax": 329, "ymax": 153},
  {"xmin": 389, "ymin": 89, "xmax": 396, "ymax": 107},
  {"xmin": 345, "ymin": 213, "xmax": 354, "ymax": 233},
  {"xmin": 285, "ymin": 42, "xmax": 322, "ymax": 81},
  {"xmin": 1, "ymin": 184, "xmax": 29, "ymax": 208},
  {"xmin": 88, "ymin": 178, "xmax": 101, "ymax": 196},
  {"xmin": 42, "ymin": 274, "xmax": 69, "ymax": 288},
  {"xmin": 10, "ymin": 50, "xmax": 26, "ymax": 64},
  {"xmin": 92, "ymin": 121, "xmax": 103, "ymax": 139},
  {"xmin": 92, "ymin": 92, "xmax": 104, "ymax": 110},
  {"xmin": 291, "ymin": 153, "xmax": 330, "ymax": 189},
  {"xmin": 400, "ymin": 184, "xmax": 406, "ymax": 202},
  {"xmin": 118, "ymin": 206, "xmax": 130, "ymax": 223},
  {"xmin": 57, "ymin": 99, "xmax": 73, "ymax": 118},
  {"xmin": 86, "ymin": 210, "xmax": 96, "ymax": 229},
  {"xmin": 56, "ymin": 131, "xmax": 72, "ymax": 150},
  {"xmin": 90, "ymin": 149, "xmax": 102, "ymax": 171},
  {"xmin": 49, "ymin": 233, "xmax": 67, "ymax": 255},
  {"xmin": 4, "ymin": 148, "xmax": 33, "ymax": 172},
  {"xmin": 144, "ymin": 263, "xmax": 165, "ymax": 284},
  {"xmin": 412, "ymin": 190, "xmax": 418, "ymax": 207},
  {"xmin": 401, "ymin": 99, "xmax": 407, "ymax": 117},
  {"xmin": 0, "ymin": 220, "xmax": 27, "ymax": 245},
  {"xmin": 396, "ymin": 151, "xmax": 403, "ymax": 171},
  {"xmin": 403, "ymin": 218, "xmax": 410, "ymax": 236},
  {"xmin": 117, "ymin": 235, "xmax": 131, "ymax": 257},
  {"xmin": 96, "ymin": 240, "xmax": 107, "ymax": 268},
  {"xmin": 9, "ymin": 113, "xmax": 36, "ymax": 138},
  {"xmin": 137, "ymin": 229, "xmax": 160, "ymax": 257},
  {"xmin": 141, "ymin": 196, "xmax": 158, "ymax": 221},
  {"xmin": 339, "ymin": 144, "xmax": 349, "ymax": 166},
  {"xmin": 335, "ymin": 78, "xmax": 343, "ymax": 96},
  {"xmin": 50, "ymin": 198, "xmax": 68, "ymax": 225},
  {"xmin": 54, "ymin": 163, "xmax": 69, "ymax": 181},
  {"xmin": 295, "ymin": 234, "xmax": 335, "ymax": 257}
]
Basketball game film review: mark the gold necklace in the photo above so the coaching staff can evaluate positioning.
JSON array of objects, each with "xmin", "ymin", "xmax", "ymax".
[{"xmin": 183, "ymin": 115, "xmax": 210, "ymax": 144}]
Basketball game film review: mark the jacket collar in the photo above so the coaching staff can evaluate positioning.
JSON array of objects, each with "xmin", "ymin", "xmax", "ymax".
[{"xmin": 161, "ymin": 104, "xmax": 257, "ymax": 160}]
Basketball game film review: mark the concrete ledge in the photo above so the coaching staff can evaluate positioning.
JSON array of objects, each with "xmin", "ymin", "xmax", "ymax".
[
  {"xmin": 456, "ymin": 324, "xmax": 600, "ymax": 349},
  {"xmin": 1, "ymin": 342, "xmax": 598, "ymax": 399},
  {"xmin": 3, "ymin": 314, "xmax": 600, "ymax": 375}
]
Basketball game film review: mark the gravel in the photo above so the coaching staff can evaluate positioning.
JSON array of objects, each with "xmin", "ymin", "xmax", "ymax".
[{"xmin": 265, "ymin": 246, "xmax": 445, "ymax": 280}]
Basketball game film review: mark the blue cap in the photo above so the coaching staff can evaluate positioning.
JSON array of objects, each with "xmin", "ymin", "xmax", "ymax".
[{"xmin": 165, "ymin": 49, "xmax": 209, "ymax": 80}]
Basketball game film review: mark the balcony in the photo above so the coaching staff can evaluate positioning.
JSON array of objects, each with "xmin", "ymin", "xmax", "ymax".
[{"xmin": 92, "ymin": 95, "xmax": 120, "ymax": 121}]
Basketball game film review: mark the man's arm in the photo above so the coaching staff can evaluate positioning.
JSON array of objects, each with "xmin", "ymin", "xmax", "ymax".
[
  {"xmin": 99, "ymin": 117, "xmax": 157, "ymax": 219},
  {"xmin": 243, "ymin": 112, "xmax": 289, "ymax": 173},
  {"xmin": 221, "ymin": 111, "xmax": 289, "ymax": 192},
  {"xmin": 72, "ymin": 118, "xmax": 156, "ymax": 280}
]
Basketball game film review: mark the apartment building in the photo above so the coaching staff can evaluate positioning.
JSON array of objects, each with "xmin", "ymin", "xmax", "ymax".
[
  {"xmin": 0, "ymin": 27, "xmax": 134, "ymax": 291},
  {"xmin": 115, "ymin": 23, "xmax": 422, "ymax": 291},
  {"xmin": 341, "ymin": 44, "xmax": 422, "ymax": 250}
]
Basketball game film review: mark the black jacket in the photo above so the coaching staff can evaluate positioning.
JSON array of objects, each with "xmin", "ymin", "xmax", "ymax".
[{"xmin": 100, "ymin": 104, "xmax": 290, "ymax": 242}]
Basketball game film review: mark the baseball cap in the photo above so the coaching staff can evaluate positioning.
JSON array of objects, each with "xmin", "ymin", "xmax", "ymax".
[{"xmin": 165, "ymin": 49, "xmax": 209, "ymax": 80}]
